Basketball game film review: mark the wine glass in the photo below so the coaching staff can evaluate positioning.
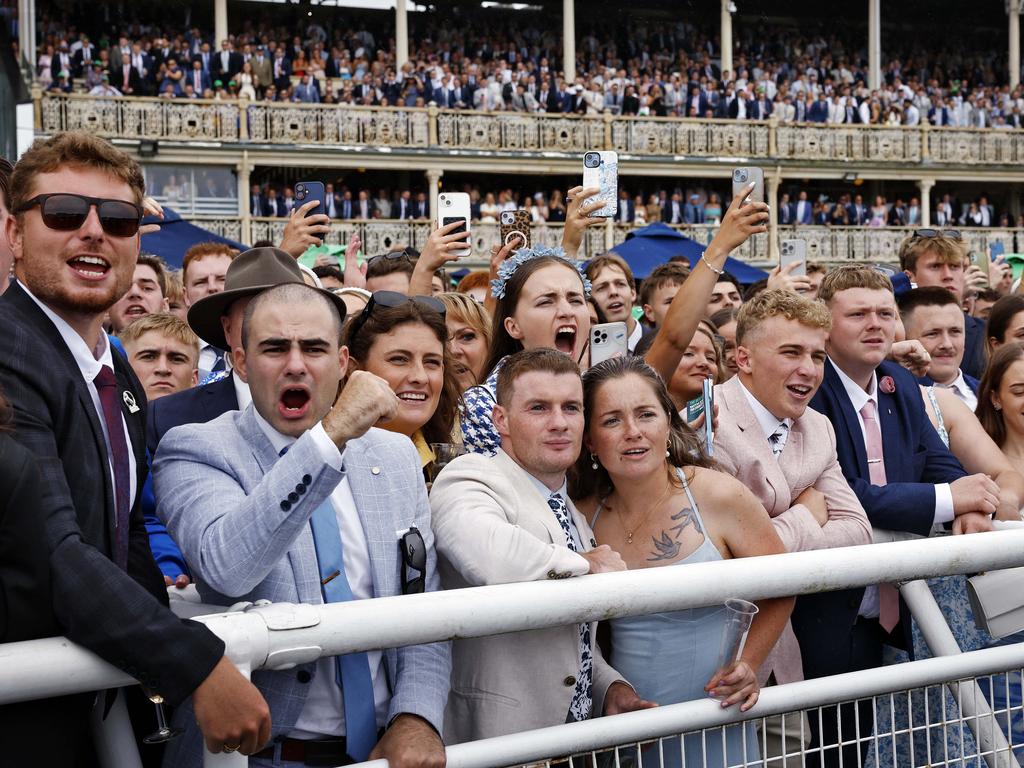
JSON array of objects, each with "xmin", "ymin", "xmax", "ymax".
[
  {"xmin": 427, "ymin": 442, "xmax": 466, "ymax": 484},
  {"xmin": 141, "ymin": 686, "xmax": 183, "ymax": 744}
]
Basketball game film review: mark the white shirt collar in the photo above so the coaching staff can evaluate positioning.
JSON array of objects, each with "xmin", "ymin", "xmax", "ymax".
[
  {"xmin": 251, "ymin": 405, "xmax": 296, "ymax": 456},
  {"xmin": 232, "ymin": 370, "xmax": 252, "ymax": 410},
  {"xmin": 937, "ymin": 369, "xmax": 977, "ymax": 406},
  {"xmin": 21, "ymin": 282, "xmax": 113, "ymax": 380},
  {"xmin": 626, "ymin": 318, "xmax": 644, "ymax": 352},
  {"xmin": 830, "ymin": 357, "xmax": 878, "ymax": 414},
  {"xmin": 737, "ymin": 378, "xmax": 792, "ymax": 440}
]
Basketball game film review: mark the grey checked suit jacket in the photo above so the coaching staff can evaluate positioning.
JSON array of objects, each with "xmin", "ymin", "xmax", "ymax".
[{"xmin": 153, "ymin": 406, "xmax": 450, "ymax": 766}]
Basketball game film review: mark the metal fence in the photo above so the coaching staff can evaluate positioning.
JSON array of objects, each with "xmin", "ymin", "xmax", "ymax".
[
  {"xmin": 5, "ymin": 532, "xmax": 1024, "ymax": 767},
  {"xmin": 34, "ymin": 91, "xmax": 1024, "ymax": 167}
]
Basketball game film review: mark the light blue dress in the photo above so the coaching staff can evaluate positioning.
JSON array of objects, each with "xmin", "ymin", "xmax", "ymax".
[{"xmin": 593, "ymin": 469, "xmax": 762, "ymax": 768}]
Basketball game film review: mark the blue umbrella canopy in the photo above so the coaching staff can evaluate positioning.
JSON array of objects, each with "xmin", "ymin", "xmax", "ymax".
[
  {"xmin": 610, "ymin": 221, "xmax": 768, "ymax": 283},
  {"xmin": 140, "ymin": 207, "xmax": 245, "ymax": 269}
]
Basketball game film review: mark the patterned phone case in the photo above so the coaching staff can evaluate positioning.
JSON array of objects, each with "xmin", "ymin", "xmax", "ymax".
[
  {"xmin": 499, "ymin": 209, "xmax": 532, "ymax": 249},
  {"xmin": 582, "ymin": 151, "xmax": 619, "ymax": 218}
]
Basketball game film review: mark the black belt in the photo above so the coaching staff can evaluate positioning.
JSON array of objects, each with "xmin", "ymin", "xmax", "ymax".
[{"xmin": 254, "ymin": 738, "xmax": 353, "ymax": 766}]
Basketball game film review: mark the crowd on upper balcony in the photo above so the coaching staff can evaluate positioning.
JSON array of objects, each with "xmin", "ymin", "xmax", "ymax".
[{"xmin": 29, "ymin": 8, "xmax": 1024, "ymax": 128}]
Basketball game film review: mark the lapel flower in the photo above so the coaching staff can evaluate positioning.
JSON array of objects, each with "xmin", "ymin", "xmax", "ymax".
[{"xmin": 879, "ymin": 375, "xmax": 896, "ymax": 394}]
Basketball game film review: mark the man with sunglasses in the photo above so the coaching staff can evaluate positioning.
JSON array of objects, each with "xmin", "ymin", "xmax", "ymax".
[
  {"xmin": 0, "ymin": 132, "xmax": 271, "ymax": 761},
  {"xmin": 154, "ymin": 282, "xmax": 449, "ymax": 768},
  {"xmin": 365, "ymin": 247, "xmax": 418, "ymax": 294},
  {"xmin": 899, "ymin": 230, "xmax": 986, "ymax": 379}
]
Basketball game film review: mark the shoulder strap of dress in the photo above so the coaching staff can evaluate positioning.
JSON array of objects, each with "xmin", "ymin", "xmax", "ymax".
[
  {"xmin": 675, "ymin": 466, "xmax": 705, "ymax": 526},
  {"xmin": 924, "ymin": 385, "xmax": 950, "ymax": 448}
]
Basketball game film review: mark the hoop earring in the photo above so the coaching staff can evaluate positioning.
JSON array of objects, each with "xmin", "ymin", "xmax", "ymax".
[{"xmin": 590, "ymin": 453, "xmax": 599, "ymax": 470}]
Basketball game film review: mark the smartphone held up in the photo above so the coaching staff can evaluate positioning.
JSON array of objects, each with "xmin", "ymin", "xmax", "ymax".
[
  {"xmin": 582, "ymin": 151, "xmax": 619, "ymax": 218},
  {"xmin": 439, "ymin": 192, "xmax": 472, "ymax": 257}
]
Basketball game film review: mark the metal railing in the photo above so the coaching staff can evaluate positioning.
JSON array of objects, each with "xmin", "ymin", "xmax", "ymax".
[
  {"xmin": 188, "ymin": 217, "xmax": 1022, "ymax": 266},
  {"xmin": 5, "ymin": 532, "xmax": 1024, "ymax": 767},
  {"xmin": 34, "ymin": 91, "xmax": 1024, "ymax": 166}
]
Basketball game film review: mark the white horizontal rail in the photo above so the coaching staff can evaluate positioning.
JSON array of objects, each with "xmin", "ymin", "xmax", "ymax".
[
  {"xmin": 3, "ymin": 531, "xmax": 1024, "ymax": 706},
  {"xmin": 438, "ymin": 643, "xmax": 1024, "ymax": 768}
]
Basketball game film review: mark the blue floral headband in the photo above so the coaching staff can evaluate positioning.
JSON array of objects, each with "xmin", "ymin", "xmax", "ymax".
[{"xmin": 490, "ymin": 245, "xmax": 593, "ymax": 300}]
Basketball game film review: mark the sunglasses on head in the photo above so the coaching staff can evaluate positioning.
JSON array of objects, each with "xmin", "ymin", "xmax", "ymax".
[
  {"xmin": 15, "ymin": 193, "xmax": 143, "ymax": 238},
  {"xmin": 349, "ymin": 290, "xmax": 446, "ymax": 340},
  {"xmin": 367, "ymin": 249, "xmax": 416, "ymax": 267},
  {"xmin": 912, "ymin": 228, "xmax": 962, "ymax": 241},
  {"xmin": 399, "ymin": 526, "xmax": 426, "ymax": 595}
]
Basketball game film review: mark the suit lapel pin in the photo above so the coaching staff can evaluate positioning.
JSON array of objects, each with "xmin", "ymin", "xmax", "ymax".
[
  {"xmin": 122, "ymin": 390, "xmax": 140, "ymax": 414},
  {"xmin": 371, "ymin": 466, "xmax": 381, "ymax": 475}
]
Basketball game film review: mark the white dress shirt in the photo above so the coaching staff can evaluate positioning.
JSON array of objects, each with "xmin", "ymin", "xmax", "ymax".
[
  {"xmin": 525, "ymin": 473, "xmax": 584, "ymax": 552},
  {"xmin": 22, "ymin": 284, "xmax": 139, "ymax": 515},
  {"xmin": 936, "ymin": 370, "xmax": 978, "ymax": 412},
  {"xmin": 738, "ymin": 379, "xmax": 793, "ymax": 447},
  {"xmin": 250, "ymin": 411, "xmax": 389, "ymax": 737},
  {"xmin": 626, "ymin": 320, "xmax": 644, "ymax": 354}
]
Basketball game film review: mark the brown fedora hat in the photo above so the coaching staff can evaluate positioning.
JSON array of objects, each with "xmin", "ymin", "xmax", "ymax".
[{"xmin": 187, "ymin": 246, "xmax": 348, "ymax": 350}]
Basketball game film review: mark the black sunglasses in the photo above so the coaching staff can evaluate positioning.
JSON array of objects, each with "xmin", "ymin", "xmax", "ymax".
[
  {"xmin": 15, "ymin": 193, "xmax": 143, "ymax": 238},
  {"xmin": 912, "ymin": 228, "xmax": 962, "ymax": 241},
  {"xmin": 367, "ymin": 249, "xmax": 416, "ymax": 268},
  {"xmin": 349, "ymin": 290, "xmax": 446, "ymax": 340},
  {"xmin": 399, "ymin": 526, "xmax": 426, "ymax": 595}
]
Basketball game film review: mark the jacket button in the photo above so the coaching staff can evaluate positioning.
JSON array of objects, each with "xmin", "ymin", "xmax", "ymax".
[
  {"xmin": 371, "ymin": 467, "xmax": 381, "ymax": 475},
  {"xmin": 848, "ymin": 598, "xmax": 860, "ymax": 609},
  {"xmin": 295, "ymin": 483, "xmax": 306, "ymax": 494},
  {"xmin": 281, "ymin": 500, "xmax": 291, "ymax": 511},
  {"xmin": 288, "ymin": 491, "xmax": 299, "ymax": 503},
  {"xmin": 302, "ymin": 474, "xmax": 312, "ymax": 485},
  {"xmin": 297, "ymin": 670, "xmax": 311, "ymax": 683},
  {"xmin": 563, "ymin": 676, "xmax": 576, "ymax": 687},
  {"xmin": 547, "ymin": 570, "xmax": 557, "ymax": 579}
]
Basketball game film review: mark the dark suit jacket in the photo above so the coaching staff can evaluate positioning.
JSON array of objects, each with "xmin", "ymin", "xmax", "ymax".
[
  {"xmin": 962, "ymin": 313, "xmax": 985, "ymax": 380},
  {"xmin": 0, "ymin": 283, "xmax": 223, "ymax": 713},
  {"xmin": 794, "ymin": 359, "xmax": 967, "ymax": 674},
  {"xmin": 147, "ymin": 373, "xmax": 239, "ymax": 456}
]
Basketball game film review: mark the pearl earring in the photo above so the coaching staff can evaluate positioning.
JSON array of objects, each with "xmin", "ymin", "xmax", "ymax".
[
  {"xmin": 590, "ymin": 453, "xmax": 599, "ymax": 470},
  {"xmin": 666, "ymin": 443, "xmax": 671, "ymax": 457}
]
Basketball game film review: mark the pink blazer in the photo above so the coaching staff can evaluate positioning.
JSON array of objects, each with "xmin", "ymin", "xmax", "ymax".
[{"xmin": 713, "ymin": 376, "xmax": 872, "ymax": 684}]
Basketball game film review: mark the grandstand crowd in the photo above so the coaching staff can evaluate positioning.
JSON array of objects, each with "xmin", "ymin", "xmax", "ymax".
[
  {"xmin": 28, "ymin": 9, "xmax": 1024, "ymax": 127},
  {"xmin": 4, "ymin": 127, "xmax": 1024, "ymax": 768}
]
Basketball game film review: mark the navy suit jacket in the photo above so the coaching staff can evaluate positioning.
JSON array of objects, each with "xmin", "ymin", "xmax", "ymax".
[
  {"xmin": 809, "ymin": 359, "xmax": 966, "ymax": 537},
  {"xmin": 793, "ymin": 359, "xmax": 967, "ymax": 672},
  {"xmin": 962, "ymin": 313, "xmax": 985, "ymax": 380},
  {"xmin": 147, "ymin": 372, "xmax": 239, "ymax": 456}
]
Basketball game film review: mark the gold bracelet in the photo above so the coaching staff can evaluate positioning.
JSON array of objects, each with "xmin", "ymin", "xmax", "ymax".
[{"xmin": 700, "ymin": 251, "xmax": 724, "ymax": 276}]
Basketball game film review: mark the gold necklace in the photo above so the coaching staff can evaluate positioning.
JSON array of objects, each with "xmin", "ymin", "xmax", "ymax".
[{"xmin": 611, "ymin": 477, "xmax": 674, "ymax": 545}]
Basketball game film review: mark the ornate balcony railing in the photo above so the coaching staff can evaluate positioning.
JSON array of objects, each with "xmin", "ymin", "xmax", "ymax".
[
  {"xmin": 190, "ymin": 217, "xmax": 1021, "ymax": 267},
  {"xmin": 35, "ymin": 91, "xmax": 1024, "ymax": 167}
]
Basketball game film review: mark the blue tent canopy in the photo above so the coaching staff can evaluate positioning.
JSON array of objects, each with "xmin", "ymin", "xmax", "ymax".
[
  {"xmin": 610, "ymin": 221, "xmax": 768, "ymax": 283},
  {"xmin": 140, "ymin": 207, "xmax": 245, "ymax": 269}
]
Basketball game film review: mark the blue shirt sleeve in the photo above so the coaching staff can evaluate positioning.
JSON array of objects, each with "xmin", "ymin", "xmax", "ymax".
[{"xmin": 142, "ymin": 455, "xmax": 190, "ymax": 580}]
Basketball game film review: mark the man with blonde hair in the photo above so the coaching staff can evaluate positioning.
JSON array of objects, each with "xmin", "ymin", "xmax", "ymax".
[
  {"xmin": 119, "ymin": 312, "xmax": 199, "ymax": 402},
  {"xmin": 803, "ymin": 264, "xmax": 994, "ymax": 768},
  {"xmin": 899, "ymin": 230, "xmax": 984, "ymax": 377},
  {"xmin": 713, "ymin": 289, "xmax": 871, "ymax": 761}
]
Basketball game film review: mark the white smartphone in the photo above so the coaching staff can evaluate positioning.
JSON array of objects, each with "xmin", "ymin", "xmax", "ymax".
[
  {"xmin": 780, "ymin": 239, "xmax": 807, "ymax": 277},
  {"xmin": 732, "ymin": 167, "xmax": 765, "ymax": 205},
  {"xmin": 438, "ymin": 192, "xmax": 472, "ymax": 257},
  {"xmin": 582, "ymin": 150, "xmax": 618, "ymax": 218},
  {"xmin": 590, "ymin": 321, "xmax": 628, "ymax": 365}
]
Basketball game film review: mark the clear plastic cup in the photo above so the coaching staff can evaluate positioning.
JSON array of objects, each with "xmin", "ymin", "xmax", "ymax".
[{"xmin": 716, "ymin": 597, "xmax": 759, "ymax": 672}]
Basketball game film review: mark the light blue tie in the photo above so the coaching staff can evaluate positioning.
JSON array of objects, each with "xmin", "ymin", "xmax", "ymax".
[{"xmin": 281, "ymin": 447, "xmax": 377, "ymax": 759}]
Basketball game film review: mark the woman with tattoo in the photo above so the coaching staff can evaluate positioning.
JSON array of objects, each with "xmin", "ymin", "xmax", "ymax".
[{"xmin": 571, "ymin": 356, "xmax": 793, "ymax": 768}]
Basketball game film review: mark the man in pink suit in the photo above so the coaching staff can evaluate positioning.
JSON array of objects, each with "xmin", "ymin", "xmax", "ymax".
[{"xmin": 713, "ymin": 289, "xmax": 872, "ymax": 762}]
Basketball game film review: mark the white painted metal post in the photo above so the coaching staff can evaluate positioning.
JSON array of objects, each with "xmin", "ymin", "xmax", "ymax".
[
  {"xmin": 17, "ymin": 0, "xmax": 29, "ymax": 68},
  {"xmin": 720, "ymin": 0, "xmax": 734, "ymax": 82},
  {"xmin": 396, "ymin": 0, "xmax": 409, "ymax": 70},
  {"xmin": 900, "ymin": 579, "xmax": 1020, "ymax": 768},
  {"xmin": 1011, "ymin": 0, "xmax": 1021, "ymax": 91},
  {"xmin": 91, "ymin": 690, "xmax": 144, "ymax": 768},
  {"xmin": 768, "ymin": 172, "xmax": 780, "ymax": 262},
  {"xmin": 214, "ymin": 0, "xmax": 228, "ymax": 51},
  {"xmin": 563, "ymin": 0, "xmax": 576, "ymax": 84},
  {"xmin": 868, "ymin": 0, "xmax": 882, "ymax": 91},
  {"xmin": 426, "ymin": 168, "xmax": 442, "ymax": 229}
]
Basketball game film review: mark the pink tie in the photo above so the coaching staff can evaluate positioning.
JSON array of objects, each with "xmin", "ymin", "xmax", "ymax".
[{"xmin": 861, "ymin": 400, "xmax": 899, "ymax": 632}]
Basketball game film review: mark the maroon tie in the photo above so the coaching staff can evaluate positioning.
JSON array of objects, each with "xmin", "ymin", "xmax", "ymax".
[{"xmin": 94, "ymin": 366, "xmax": 131, "ymax": 569}]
